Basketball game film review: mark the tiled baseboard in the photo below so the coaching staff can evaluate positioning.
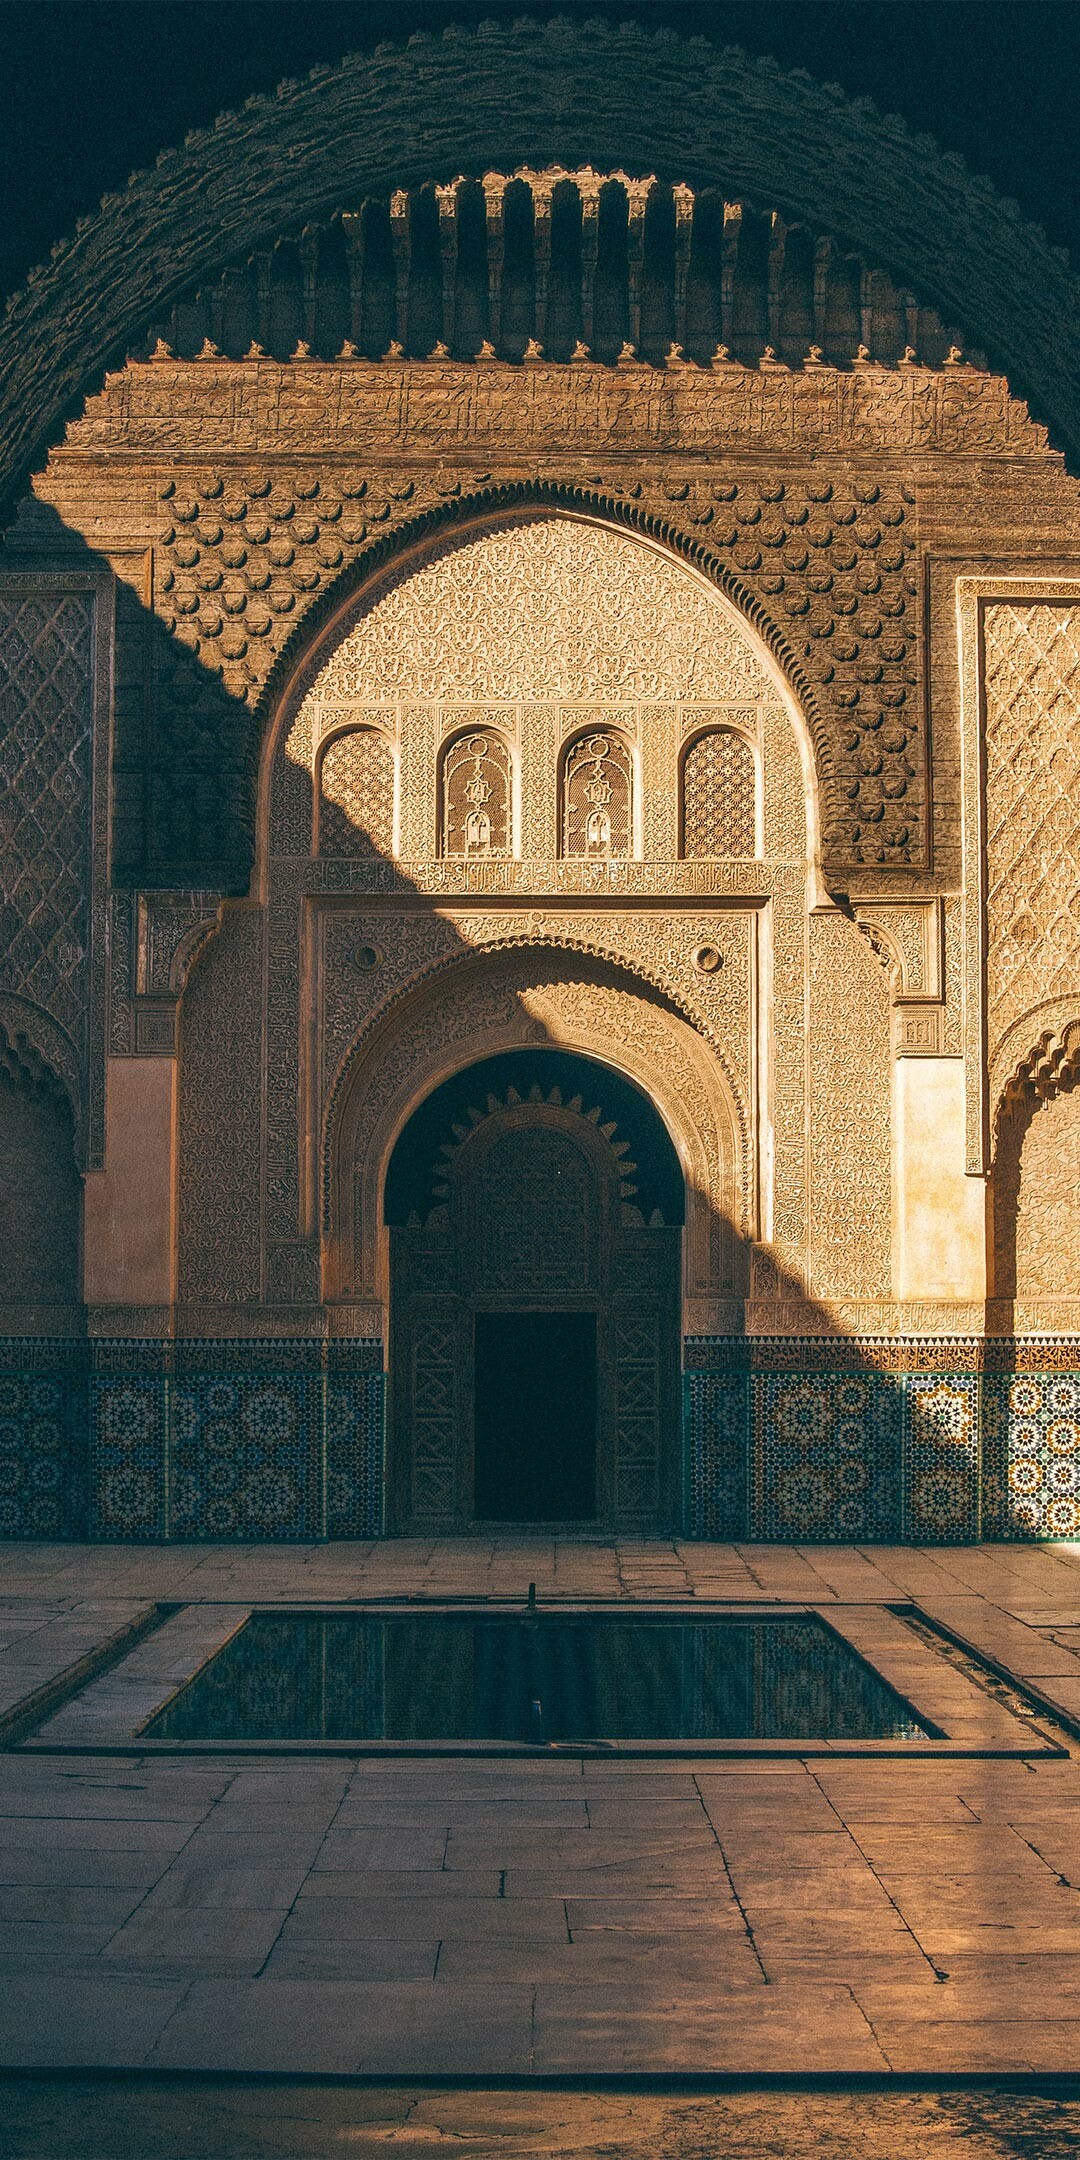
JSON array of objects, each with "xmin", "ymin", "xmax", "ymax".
[
  {"xmin": 686, "ymin": 1342, "xmax": 1080, "ymax": 1541},
  {"xmin": 1, "ymin": 1335, "xmax": 1077, "ymax": 1543}
]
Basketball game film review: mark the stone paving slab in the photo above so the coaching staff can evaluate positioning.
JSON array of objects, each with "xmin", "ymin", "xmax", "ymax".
[
  {"xmin": 146, "ymin": 1977, "xmax": 538, "ymax": 2075},
  {"xmin": 1, "ymin": 1539, "xmax": 1080, "ymax": 2074}
]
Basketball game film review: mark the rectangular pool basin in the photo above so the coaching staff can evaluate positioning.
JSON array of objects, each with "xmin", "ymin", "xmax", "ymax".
[{"xmin": 144, "ymin": 1609, "xmax": 933, "ymax": 1744}]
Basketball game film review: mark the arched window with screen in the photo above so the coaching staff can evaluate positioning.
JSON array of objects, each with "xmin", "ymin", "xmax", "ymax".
[
  {"xmin": 439, "ymin": 729, "xmax": 514, "ymax": 859},
  {"xmin": 561, "ymin": 729, "xmax": 634, "ymax": 860},
  {"xmin": 680, "ymin": 727, "xmax": 757, "ymax": 858},
  {"xmin": 316, "ymin": 727, "xmax": 396, "ymax": 857}
]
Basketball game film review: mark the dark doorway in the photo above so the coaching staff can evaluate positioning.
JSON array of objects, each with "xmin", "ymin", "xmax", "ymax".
[
  {"xmin": 387, "ymin": 1049, "xmax": 683, "ymax": 1534},
  {"xmin": 473, "ymin": 1311, "xmax": 597, "ymax": 1521}
]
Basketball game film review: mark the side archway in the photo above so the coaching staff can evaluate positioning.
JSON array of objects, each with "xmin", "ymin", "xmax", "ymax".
[{"xmin": 0, "ymin": 1001, "xmax": 82, "ymax": 1310}]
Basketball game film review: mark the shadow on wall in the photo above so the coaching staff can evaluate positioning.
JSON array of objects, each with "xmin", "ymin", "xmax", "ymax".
[{"xmin": 0, "ymin": 497, "xmax": 1045, "ymax": 1544}]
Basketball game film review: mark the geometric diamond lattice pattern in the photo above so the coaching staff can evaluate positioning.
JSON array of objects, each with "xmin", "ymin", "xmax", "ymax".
[
  {"xmin": 318, "ymin": 728, "xmax": 395, "ymax": 858},
  {"xmin": 681, "ymin": 728, "xmax": 756, "ymax": 858},
  {"xmin": 984, "ymin": 602, "xmax": 1080, "ymax": 1060},
  {"xmin": 0, "ymin": 595, "xmax": 92, "ymax": 1042}
]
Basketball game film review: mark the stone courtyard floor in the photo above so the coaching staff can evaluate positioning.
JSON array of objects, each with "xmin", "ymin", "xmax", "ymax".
[{"xmin": 1, "ymin": 1535, "xmax": 1080, "ymax": 2123}]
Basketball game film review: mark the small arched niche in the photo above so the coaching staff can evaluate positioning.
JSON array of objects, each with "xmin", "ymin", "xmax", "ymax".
[
  {"xmin": 679, "ymin": 725, "xmax": 759, "ymax": 859},
  {"xmin": 0, "ymin": 1024, "xmax": 81, "ymax": 1306},
  {"xmin": 994, "ymin": 1052, "xmax": 1080, "ymax": 1302},
  {"xmin": 560, "ymin": 726, "xmax": 636, "ymax": 861},
  {"xmin": 315, "ymin": 724, "xmax": 396, "ymax": 857}
]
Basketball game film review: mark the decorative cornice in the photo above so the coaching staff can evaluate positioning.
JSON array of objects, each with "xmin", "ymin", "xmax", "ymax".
[{"xmin": 2, "ymin": 22, "xmax": 1078, "ymax": 520}]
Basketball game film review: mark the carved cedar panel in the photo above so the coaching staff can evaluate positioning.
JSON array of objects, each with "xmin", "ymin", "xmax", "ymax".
[
  {"xmin": 408, "ymin": 1315, "xmax": 460, "ymax": 1524},
  {"xmin": 611, "ymin": 1311, "xmax": 662, "ymax": 1524},
  {"xmin": 984, "ymin": 602, "xmax": 1080, "ymax": 1066},
  {"xmin": 474, "ymin": 1127, "xmax": 598, "ymax": 1291},
  {"xmin": 317, "ymin": 729, "xmax": 395, "ymax": 857},
  {"xmin": 681, "ymin": 729, "xmax": 756, "ymax": 858}
]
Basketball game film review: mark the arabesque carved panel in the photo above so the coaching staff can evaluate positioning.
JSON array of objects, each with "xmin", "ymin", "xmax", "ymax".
[{"xmin": 984, "ymin": 602, "xmax": 1080, "ymax": 1067}]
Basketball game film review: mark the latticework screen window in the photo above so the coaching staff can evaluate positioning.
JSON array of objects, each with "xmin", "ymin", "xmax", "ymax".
[
  {"xmin": 680, "ymin": 729, "xmax": 756, "ymax": 858},
  {"xmin": 317, "ymin": 729, "xmax": 396, "ymax": 856},
  {"xmin": 440, "ymin": 731, "xmax": 513, "ymax": 858},
  {"xmin": 562, "ymin": 731, "xmax": 634, "ymax": 859}
]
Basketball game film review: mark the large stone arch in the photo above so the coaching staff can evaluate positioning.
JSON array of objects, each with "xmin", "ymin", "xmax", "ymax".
[
  {"xmin": 324, "ymin": 948, "xmax": 747, "ymax": 1319},
  {"xmin": 2, "ymin": 21, "xmax": 1078, "ymax": 521}
]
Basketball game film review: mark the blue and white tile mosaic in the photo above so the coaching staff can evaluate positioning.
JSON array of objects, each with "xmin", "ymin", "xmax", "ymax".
[
  {"xmin": 0, "ymin": 1370, "xmax": 84, "ymax": 1538},
  {"xmin": 170, "ymin": 1374, "xmax": 322, "ymax": 1542},
  {"xmin": 685, "ymin": 1372, "xmax": 748, "ymax": 1539},
  {"xmin": 983, "ymin": 1372, "xmax": 1080, "ymax": 1541},
  {"xmin": 90, "ymin": 1376, "xmax": 166, "ymax": 1539},
  {"xmin": 904, "ymin": 1375, "xmax": 980, "ymax": 1542},
  {"xmin": 5, "ymin": 1334, "xmax": 1080, "ymax": 1542},
  {"xmin": 326, "ymin": 1375, "xmax": 384, "ymax": 1539},
  {"xmin": 754, "ymin": 1369, "xmax": 903, "ymax": 1542}
]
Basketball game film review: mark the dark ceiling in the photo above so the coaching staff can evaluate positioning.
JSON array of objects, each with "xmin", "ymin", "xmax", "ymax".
[{"xmin": 1, "ymin": 1, "xmax": 1077, "ymax": 312}]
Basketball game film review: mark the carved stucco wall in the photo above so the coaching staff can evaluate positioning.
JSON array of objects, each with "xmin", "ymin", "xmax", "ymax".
[
  {"xmin": 180, "ymin": 510, "xmax": 827, "ymax": 1313},
  {"xmin": 177, "ymin": 907, "xmax": 262, "ymax": 1304},
  {"xmin": 985, "ymin": 601, "xmax": 1080, "ymax": 1087},
  {"xmin": 287, "ymin": 517, "xmax": 772, "ymax": 718},
  {"xmin": 0, "ymin": 583, "xmax": 106, "ymax": 1163},
  {"xmin": 24, "ymin": 340, "xmax": 1066, "ymax": 890},
  {"xmin": 807, "ymin": 911, "xmax": 892, "ymax": 1303}
]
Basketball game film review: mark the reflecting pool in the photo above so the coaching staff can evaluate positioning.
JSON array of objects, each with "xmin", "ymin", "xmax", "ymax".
[{"xmin": 145, "ymin": 1610, "xmax": 932, "ymax": 1743}]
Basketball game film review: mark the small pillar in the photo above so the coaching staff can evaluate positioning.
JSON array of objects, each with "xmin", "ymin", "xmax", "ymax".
[
  {"xmin": 83, "ymin": 1057, "xmax": 177, "ymax": 1308},
  {"xmin": 893, "ymin": 1056, "xmax": 987, "ymax": 1302}
]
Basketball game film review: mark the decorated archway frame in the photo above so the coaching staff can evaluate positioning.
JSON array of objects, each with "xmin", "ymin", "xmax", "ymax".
[
  {"xmin": 324, "ymin": 949, "xmax": 747, "ymax": 1318},
  {"xmin": 263, "ymin": 497, "xmax": 821, "ymax": 882}
]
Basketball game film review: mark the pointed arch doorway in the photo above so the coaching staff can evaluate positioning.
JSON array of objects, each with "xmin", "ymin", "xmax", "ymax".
[{"xmin": 385, "ymin": 1050, "xmax": 684, "ymax": 1535}]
